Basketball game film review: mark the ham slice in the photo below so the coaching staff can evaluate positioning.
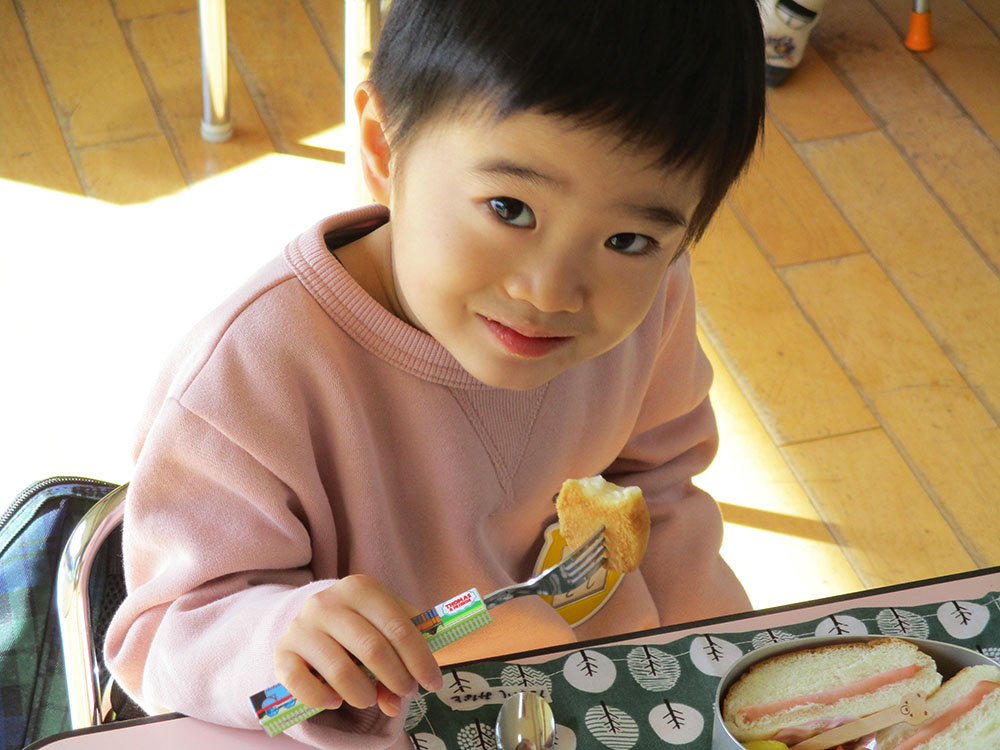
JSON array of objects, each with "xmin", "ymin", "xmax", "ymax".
[
  {"xmin": 894, "ymin": 680, "xmax": 999, "ymax": 750},
  {"xmin": 738, "ymin": 664, "xmax": 922, "ymax": 723}
]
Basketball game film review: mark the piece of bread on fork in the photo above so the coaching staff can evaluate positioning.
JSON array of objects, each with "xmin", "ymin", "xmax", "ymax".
[{"xmin": 555, "ymin": 475, "xmax": 649, "ymax": 574}]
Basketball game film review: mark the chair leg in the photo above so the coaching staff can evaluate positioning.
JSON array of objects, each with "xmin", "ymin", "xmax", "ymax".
[
  {"xmin": 905, "ymin": 0, "xmax": 933, "ymax": 52},
  {"xmin": 199, "ymin": 0, "xmax": 233, "ymax": 142}
]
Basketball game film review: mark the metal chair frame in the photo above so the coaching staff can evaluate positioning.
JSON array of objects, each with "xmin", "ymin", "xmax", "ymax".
[{"xmin": 56, "ymin": 483, "xmax": 130, "ymax": 729}]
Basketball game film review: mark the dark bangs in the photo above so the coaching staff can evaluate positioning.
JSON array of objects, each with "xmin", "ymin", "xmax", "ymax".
[{"xmin": 370, "ymin": 0, "xmax": 765, "ymax": 252}]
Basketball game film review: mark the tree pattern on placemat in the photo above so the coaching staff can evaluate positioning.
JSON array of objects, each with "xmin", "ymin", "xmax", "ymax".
[
  {"xmin": 408, "ymin": 731, "xmax": 446, "ymax": 750},
  {"xmin": 500, "ymin": 663, "xmax": 553, "ymax": 695},
  {"xmin": 815, "ymin": 613, "xmax": 868, "ymax": 636},
  {"xmin": 456, "ymin": 718, "xmax": 497, "ymax": 750},
  {"xmin": 877, "ymin": 607, "xmax": 931, "ymax": 638},
  {"xmin": 404, "ymin": 693, "xmax": 428, "ymax": 732},
  {"xmin": 563, "ymin": 649, "xmax": 617, "ymax": 692},
  {"xmin": 937, "ymin": 600, "xmax": 990, "ymax": 639},
  {"xmin": 404, "ymin": 591, "xmax": 1000, "ymax": 750},
  {"xmin": 554, "ymin": 723, "xmax": 578, "ymax": 748},
  {"xmin": 647, "ymin": 698, "xmax": 704, "ymax": 743},
  {"xmin": 688, "ymin": 634, "xmax": 743, "ymax": 676},
  {"xmin": 750, "ymin": 628, "xmax": 799, "ymax": 650},
  {"xmin": 981, "ymin": 646, "xmax": 1000, "ymax": 662},
  {"xmin": 585, "ymin": 701, "xmax": 639, "ymax": 749},
  {"xmin": 626, "ymin": 645, "xmax": 680, "ymax": 692}
]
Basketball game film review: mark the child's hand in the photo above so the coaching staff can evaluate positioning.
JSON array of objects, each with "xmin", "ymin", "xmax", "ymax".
[{"xmin": 275, "ymin": 575, "xmax": 444, "ymax": 717}]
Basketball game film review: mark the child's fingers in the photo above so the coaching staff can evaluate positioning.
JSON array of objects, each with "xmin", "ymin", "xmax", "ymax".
[
  {"xmin": 313, "ymin": 576, "xmax": 443, "ymax": 691},
  {"xmin": 349, "ymin": 590, "xmax": 443, "ymax": 693},
  {"xmin": 274, "ymin": 651, "xmax": 342, "ymax": 710},
  {"xmin": 277, "ymin": 574, "xmax": 444, "ymax": 715},
  {"xmin": 375, "ymin": 682, "xmax": 403, "ymax": 717},
  {"xmin": 326, "ymin": 607, "xmax": 420, "ymax": 700},
  {"xmin": 281, "ymin": 626, "xmax": 379, "ymax": 709}
]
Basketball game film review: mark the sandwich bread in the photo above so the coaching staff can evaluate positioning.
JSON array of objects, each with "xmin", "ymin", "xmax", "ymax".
[
  {"xmin": 722, "ymin": 637, "xmax": 942, "ymax": 743},
  {"xmin": 876, "ymin": 663, "xmax": 1000, "ymax": 749}
]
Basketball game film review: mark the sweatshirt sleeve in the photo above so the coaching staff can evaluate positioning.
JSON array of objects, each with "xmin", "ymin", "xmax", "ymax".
[
  {"xmin": 103, "ymin": 398, "xmax": 406, "ymax": 748},
  {"xmin": 602, "ymin": 262, "xmax": 751, "ymax": 626}
]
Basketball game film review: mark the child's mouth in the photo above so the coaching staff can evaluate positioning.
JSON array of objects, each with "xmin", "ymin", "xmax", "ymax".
[{"xmin": 480, "ymin": 316, "xmax": 572, "ymax": 358}]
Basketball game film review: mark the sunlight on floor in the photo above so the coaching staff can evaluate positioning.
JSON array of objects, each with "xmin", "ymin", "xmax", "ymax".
[
  {"xmin": 1, "ymin": 153, "xmax": 352, "ymax": 504},
  {"xmin": 695, "ymin": 330, "xmax": 865, "ymax": 609}
]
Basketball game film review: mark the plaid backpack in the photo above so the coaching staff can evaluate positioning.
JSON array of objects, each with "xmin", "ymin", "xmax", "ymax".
[{"xmin": 0, "ymin": 477, "xmax": 121, "ymax": 750}]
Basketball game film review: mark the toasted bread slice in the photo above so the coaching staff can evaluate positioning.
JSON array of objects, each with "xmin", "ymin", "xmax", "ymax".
[{"xmin": 555, "ymin": 475, "xmax": 648, "ymax": 573}]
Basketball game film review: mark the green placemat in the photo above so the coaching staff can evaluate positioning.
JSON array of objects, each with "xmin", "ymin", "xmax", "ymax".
[{"xmin": 403, "ymin": 592, "xmax": 1000, "ymax": 749}]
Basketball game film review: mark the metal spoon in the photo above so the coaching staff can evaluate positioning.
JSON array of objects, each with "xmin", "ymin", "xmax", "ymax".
[{"xmin": 495, "ymin": 691, "xmax": 556, "ymax": 750}]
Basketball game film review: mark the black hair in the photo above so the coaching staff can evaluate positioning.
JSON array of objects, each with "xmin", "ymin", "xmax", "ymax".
[{"xmin": 370, "ymin": 0, "xmax": 765, "ymax": 253}]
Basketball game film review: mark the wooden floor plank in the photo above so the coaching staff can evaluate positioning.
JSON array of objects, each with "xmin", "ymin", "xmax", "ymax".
[
  {"xmin": 301, "ymin": 0, "xmax": 346, "ymax": 80},
  {"xmin": 964, "ymin": 0, "xmax": 1000, "ymax": 37},
  {"xmin": 227, "ymin": 0, "xmax": 345, "ymax": 159},
  {"xmin": 692, "ymin": 203, "xmax": 878, "ymax": 445},
  {"xmin": 782, "ymin": 254, "xmax": 1000, "ymax": 567},
  {"xmin": 729, "ymin": 115, "xmax": 869, "ymax": 267},
  {"xmin": 76, "ymin": 136, "xmax": 186, "ymax": 203},
  {"xmin": 780, "ymin": 429, "xmax": 977, "ymax": 588},
  {"xmin": 764, "ymin": 45, "xmax": 878, "ymax": 143},
  {"xmin": 696, "ymin": 332, "xmax": 865, "ymax": 608},
  {"xmin": 799, "ymin": 130, "xmax": 1000, "ymax": 421},
  {"xmin": 114, "ymin": 0, "xmax": 195, "ymax": 18},
  {"xmin": 127, "ymin": 10, "xmax": 274, "ymax": 183},
  {"xmin": 0, "ymin": 0, "xmax": 81, "ymax": 195},
  {"xmin": 875, "ymin": 0, "xmax": 1000, "ymax": 147},
  {"xmin": 17, "ymin": 0, "xmax": 161, "ymax": 148},
  {"xmin": 812, "ymin": 0, "xmax": 1000, "ymax": 269}
]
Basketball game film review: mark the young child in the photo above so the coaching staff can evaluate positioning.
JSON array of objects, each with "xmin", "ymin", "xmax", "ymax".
[{"xmin": 105, "ymin": 1, "xmax": 765, "ymax": 746}]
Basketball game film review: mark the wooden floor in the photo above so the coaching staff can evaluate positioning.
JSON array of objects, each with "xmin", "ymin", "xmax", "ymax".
[{"xmin": 2, "ymin": 0, "xmax": 998, "ymax": 611}]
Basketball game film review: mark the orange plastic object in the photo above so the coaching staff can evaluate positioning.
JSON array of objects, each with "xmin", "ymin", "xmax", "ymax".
[{"xmin": 905, "ymin": 11, "xmax": 933, "ymax": 52}]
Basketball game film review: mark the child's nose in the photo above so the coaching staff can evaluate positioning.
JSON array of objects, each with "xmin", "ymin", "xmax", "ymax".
[{"xmin": 502, "ymin": 246, "xmax": 586, "ymax": 314}]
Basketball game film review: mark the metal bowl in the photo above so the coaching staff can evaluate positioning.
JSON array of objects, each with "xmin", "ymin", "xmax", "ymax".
[{"xmin": 710, "ymin": 635, "xmax": 998, "ymax": 749}]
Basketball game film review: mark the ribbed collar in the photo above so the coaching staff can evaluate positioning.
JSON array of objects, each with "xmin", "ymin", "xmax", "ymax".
[{"xmin": 284, "ymin": 205, "xmax": 495, "ymax": 389}]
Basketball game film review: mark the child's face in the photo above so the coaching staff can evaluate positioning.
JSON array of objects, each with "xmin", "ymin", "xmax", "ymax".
[{"xmin": 373, "ymin": 108, "xmax": 703, "ymax": 391}]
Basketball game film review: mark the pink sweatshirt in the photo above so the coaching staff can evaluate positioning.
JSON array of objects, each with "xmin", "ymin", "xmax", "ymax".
[{"xmin": 104, "ymin": 205, "xmax": 749, "ymax": 748}]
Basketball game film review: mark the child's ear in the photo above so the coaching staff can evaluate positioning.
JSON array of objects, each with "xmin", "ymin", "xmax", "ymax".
[{"xmin": 354, "ymin": 83, "xmax": 392, "ymax": 205}]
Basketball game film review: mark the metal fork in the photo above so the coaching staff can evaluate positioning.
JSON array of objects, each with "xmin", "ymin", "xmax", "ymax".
[
  {"xmin": 250, "ymin": 525, "xmax": 609, "ymax": 736},
  {"xmin": 483, "ymin": 526, "xmax": 607, "ymax": 609}
]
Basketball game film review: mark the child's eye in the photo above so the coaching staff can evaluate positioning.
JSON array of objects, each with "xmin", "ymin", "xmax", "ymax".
[
  {"xmin": 488, "ymin": 197, "xmax": 536, "ymax": 228},
  {"xmin": 605, "ymin": 233, "xmax": 659, "ymax": 255}
]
